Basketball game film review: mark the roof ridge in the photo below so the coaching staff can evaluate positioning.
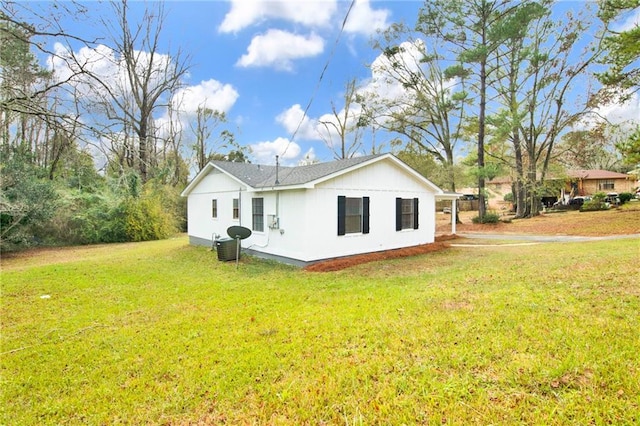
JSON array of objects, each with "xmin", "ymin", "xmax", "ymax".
[{"xmin": 214, "ymin": 153, "xmax": 388, "ymax": 188}]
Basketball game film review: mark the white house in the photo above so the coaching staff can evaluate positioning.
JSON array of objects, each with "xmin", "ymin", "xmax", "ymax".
[{"xmin": 181, "ymin": 153, "xmax": 459, "ymax": 266}]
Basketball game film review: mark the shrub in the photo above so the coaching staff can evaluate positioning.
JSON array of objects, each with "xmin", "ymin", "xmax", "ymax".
[
  {"xmin": 472, "ymin": 212, "xmax": 501, "ymax": 224},
  {"xmin": 36, "ymin": 180, "xmax": 135, "ymax": 245},
  {"xmin": 122, "ymin": 197, "xmax": 169, "ymax": 241},
  {"xmin": 619, "ymin": 192, "xmax": 633, "ymax": 204},
  {"xmin": 1, "ymin": 153, "xmax": 59, "ymax": 251},
  {"xmin": 38, "ymin": 175, "xmax": 179, "ymax": 245},
  {"xmin": 592, "ymin": 192, "xmax": 607, "ymax": 203},
  {"xmin": 580, "ymin": 192, "xmax": 611, "ymax": 211},
  {"xmin": 40, "ymin": 191, "xmax": 127, "ymax": 245},
  {"xmin": 122, "ymin": 184, "xmax": 178, "ymax": 242}
]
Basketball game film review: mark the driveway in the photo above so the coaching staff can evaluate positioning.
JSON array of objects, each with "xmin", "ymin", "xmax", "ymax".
[{"xmin": 456, "ymin": 233, "xmax": 640, "ymax": 243}]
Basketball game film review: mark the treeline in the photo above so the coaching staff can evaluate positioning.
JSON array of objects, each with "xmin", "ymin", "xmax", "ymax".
[
  {"xmin": 0, "ymin": 2, "xmax": 247, "ymax": 252},
  {"xmin": 365, "ymin": 0, "xmax": 639, "ymax": 219},
  {"xmin": 0, "ymin": 3, "xmax": 185, "ymax": 251},
  {"xmin": 1, "ymin": 147, "xmax": 183, "ymax": 251}
]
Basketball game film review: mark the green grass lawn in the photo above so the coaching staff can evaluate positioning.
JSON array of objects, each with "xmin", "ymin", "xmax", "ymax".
[{"xmin": 2, "ymin": 237, "xmax": 639, "ymax": 425}]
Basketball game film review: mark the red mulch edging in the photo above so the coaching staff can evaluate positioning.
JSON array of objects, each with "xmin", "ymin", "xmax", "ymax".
[{"xmin": 303, "ymin": 235, "xmax": 456, "ymax": 272}]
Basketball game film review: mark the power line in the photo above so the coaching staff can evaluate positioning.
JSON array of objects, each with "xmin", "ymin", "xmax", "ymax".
[{"xmin": 279, "ymin": 0, "xmax": 356, "ymax": 160}]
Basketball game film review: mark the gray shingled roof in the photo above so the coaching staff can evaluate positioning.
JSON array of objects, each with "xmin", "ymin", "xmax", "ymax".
[{"xmin": 211, "ymin": 154, "xmax": 385, "ymax": 188}]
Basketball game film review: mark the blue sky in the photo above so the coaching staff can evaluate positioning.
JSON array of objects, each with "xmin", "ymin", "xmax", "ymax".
[
  {"xmin": 25, "ymin": 1, "xmax": 640, "ymax": 168},
  {"xmin": 154, "ymin": 0, "xmax": 419, "ymax": 165}
]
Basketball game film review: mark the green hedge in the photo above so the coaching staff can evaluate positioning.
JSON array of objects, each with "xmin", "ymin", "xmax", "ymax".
[{"xmin": 472, "ymin": 212, "xmax": 501, "ymax": 224}]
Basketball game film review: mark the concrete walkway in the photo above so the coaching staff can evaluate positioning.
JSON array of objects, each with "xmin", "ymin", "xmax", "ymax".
[{"xmin": 455, "ymin": 233, "xmax": 640, "ymax": 243}]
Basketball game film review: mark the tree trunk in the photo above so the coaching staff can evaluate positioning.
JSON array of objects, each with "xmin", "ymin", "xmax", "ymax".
[
  {"xmin": 138, "ymin": 118, "xmax": 148, "ymax": 182},
  {"xmin": 477, "ymin": 56, "xmax": 487, "ymax": 219}
]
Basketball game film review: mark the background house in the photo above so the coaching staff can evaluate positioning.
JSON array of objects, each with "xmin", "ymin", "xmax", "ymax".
[
  {"xmin": 567, "ymin": 170, "xmax": 634, "ymax": 195},
  {"xmin": 481, "ymin": 169, "xmax": 635, "ymax": 210},
  {"xmin": 181, "ymin": 153, "xmax": 457, "ymax": 266},
  {"xmin": 483, "ymin": 176, "xmax": 514, "ymax": 210}
]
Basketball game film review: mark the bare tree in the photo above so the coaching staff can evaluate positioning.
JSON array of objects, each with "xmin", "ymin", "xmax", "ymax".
[
  {"xmin": 556, "ymin": 125, "xmax": 622, "ymax": 171},
  {"xmin": 67, "ymin": 0, "xmax": 190, "ymax": 182},
  {"xmin": 317, "ymin": 79, "xmax": 364, "ymax": 160},
  {"xmin": 1, "ymin": 2, "xmax": 97, "ymax": 158},
  {"xmin": 190, "ymin": 107, "xmax": 231, "ymax": 171}
]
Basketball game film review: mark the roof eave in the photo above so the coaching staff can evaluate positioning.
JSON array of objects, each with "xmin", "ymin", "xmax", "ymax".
[
  {"xmin": 180, "ymin": 162, "xmax": 251, "ymax": 197},
  {"xmin": 246, "ymin": 183, "xmax": 311, "ymax": 192}
]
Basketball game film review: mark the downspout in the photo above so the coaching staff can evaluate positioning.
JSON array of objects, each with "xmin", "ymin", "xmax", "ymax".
[
  {"xmin": 238, "ymin": 187, "xmax": 242, "ymax": 227},
  {"xmin": 275, "ymin": 155, "xmax": 280, "ymax": 230}
]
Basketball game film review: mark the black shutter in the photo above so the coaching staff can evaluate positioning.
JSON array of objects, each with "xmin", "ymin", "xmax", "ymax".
[
  {"xmin": 363, "ymin": 197, "xmax": 370, "ymax": 234},
  {"xmin": 413, "ymin": 198, "xmax": 419, "ymax": 229},
  {"xmin": 396, "ymin": 198, "xmax": 402, "ymax": 231},
  {"xmin": 337, "ymin": 196, "xmax": 346, "ymax": 235}
]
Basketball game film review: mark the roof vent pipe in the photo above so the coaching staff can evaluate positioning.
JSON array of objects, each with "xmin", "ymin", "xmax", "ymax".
[{"xmin": 275, "ymin": 155, "xmax": 280, "ymax": 185}]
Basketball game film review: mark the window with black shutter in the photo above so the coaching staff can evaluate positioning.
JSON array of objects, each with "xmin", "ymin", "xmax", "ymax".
[
  {"xmin": 338, "ymin": 196, "xmax": 370, "ymax": 235},
  {"xmin": 396, "ymin": 197, "xmax": 418, "ymax": 230}
]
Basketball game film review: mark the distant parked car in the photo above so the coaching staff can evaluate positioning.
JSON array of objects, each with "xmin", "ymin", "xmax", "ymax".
[
  {"xmin": 461, "ymin": 194, "xmax": 479, "ymax": 200},
  {"xmin": 569, "ymin": 196, "xmax": 590, "ymax": 206},
  {"xmin": 604, "ymin": 193, "xmax": 620, "ymax": 206}
]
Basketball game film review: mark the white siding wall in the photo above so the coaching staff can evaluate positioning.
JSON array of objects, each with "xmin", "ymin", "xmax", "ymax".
[
  {"xmin": 302, "ymin": 160, "xmax": 436, "ymax": 261},
  {"xmin": 244, "ymin": 160, "xmax": 437, "ymax": 262},
  {"xmin": 244, "ymin": 189, "xmax": 313, "ymax": 261},
  {"xmin": 186, "ymin": 170, "xmax": 244, "ymax": 244}
]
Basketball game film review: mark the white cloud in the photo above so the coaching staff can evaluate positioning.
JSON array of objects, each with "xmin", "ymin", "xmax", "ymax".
[
  {"xmin": 48, "ymin": 42, "xmax": 175, "ymax": 103},
  {"xmin": 612, "ymin": 7, "xmax": 640, "ymax": 32},
  {"xmin": 276, "ymin": 104, "xmax": 321, "ymax": 140},
  {"xmin": 155, "ymin": 80, "xmax": 238, "ymax": 150},
  {"xmin": 571, "ymin": 91, "xmax": 639, "ymax": 137},
  {"xmin": 236, "ymin": 30, "xmax": 324, "ymax": 71},
  {"xmin": 48, "ymin": 43, "xmax": 119, "ymax": 99},
  {"xmin": 250, "ymin": 136, "xmax": 301, "ymax": 164},
  {"xmin": 367, "ymin": 39, "xmax": 426, "ymax": 98},
  {"xmin": 315, "ymin": 106, "xmax": 363, "ymax": 148},
  {"xmin": 47, "ymin": 42, "xmax": 239, "ymax": 165},
  {"xmin": 219, "ymin": 0, "xmax": 337, "ymax": 33},
  {"xmin": 356, "ymin": 39, "xmax": 461, "ymax": 131},
  {"xmin": 171, "ymin": 79, "xmax": 239, "ymax": 114},
  {"xmin": 48, "ymin": 42, "xmax": 238, "ymax": 117},
  {"xmin": 594, "ymin": 92, "xmax": 640, "ymax": 127},
  {"xmin": 356, "ymin": 39, "xmax": 430, "ymax": 124},
  {"xmin": 298, "ymin": 147, "xmax": 318, "ymax": 165},
  {"xmin": 275, "ymin": 103, "xmax": 363, "ymax": 148},
  {"xmin": 343, "ymin": 0, "xmax": 390, "ymax": 36}
]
